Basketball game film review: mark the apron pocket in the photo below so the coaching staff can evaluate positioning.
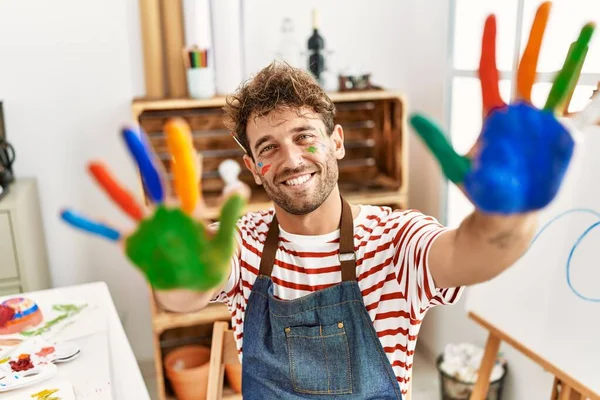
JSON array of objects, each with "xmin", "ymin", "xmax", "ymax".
[{"xmin": 284, "ymin": 321, "xmax": 352, "ymax": 395}]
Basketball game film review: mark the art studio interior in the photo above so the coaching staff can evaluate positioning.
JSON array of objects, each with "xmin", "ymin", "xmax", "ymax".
[{"xmin": 0, "ymin": 1, "xmax": 598, "ymax": 400}]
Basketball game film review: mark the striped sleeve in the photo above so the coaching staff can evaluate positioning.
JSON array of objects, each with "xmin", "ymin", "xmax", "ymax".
[{"xmin": 392, "ymin": 210, "xmax": 463, "ymax": 319}]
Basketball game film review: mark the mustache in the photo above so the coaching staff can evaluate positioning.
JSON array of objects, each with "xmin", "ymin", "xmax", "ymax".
[{"xmin": 274, "ymin": 166, "xmax": 317, "ymax": 183}]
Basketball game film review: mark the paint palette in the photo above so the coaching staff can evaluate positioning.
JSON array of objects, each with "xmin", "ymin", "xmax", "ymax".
[
  {"xmin": 0, "ymin": 336, "xmax": 81, "ymax": 393},
  {"xmin": 3, "ymin": 379, "xmax": 76, "ymax": 399},
  {"xmin": 0, "ymin": 337, "xmax": 57, "ymax": 392},
  {"xmin": 0, "ymin": 361, "xmax": 57, "ymax": 393}
]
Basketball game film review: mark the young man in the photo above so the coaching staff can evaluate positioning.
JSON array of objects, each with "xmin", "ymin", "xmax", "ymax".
[{"xmin": 154, "ymin": 62, "xmax": 539, "ymax": 399}]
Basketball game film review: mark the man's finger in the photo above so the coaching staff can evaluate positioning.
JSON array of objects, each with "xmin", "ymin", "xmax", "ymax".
[
  {"xmin": 164, "ymin": 118, "xmax": 200, "ymax": 214},
  {"xmin": 213, "ymin": 194, "xmax": 245, "ymax": 254},
  {"xmin": 479, "ymin": 15, "xmax": 507, "ymax": 115},
  {"xmin": 559, "ymin": 42, "xmax": 588, "ymax": 114},
  {"xmin": 409, "ymin": 114, "xmax": 472, "ymax": 184},
  {"xmin": 544, "ymin": 23, "xmax": 595, "ymax": 112},
  {"xmin": 88, "ymin": 162, "xmax": 145, "ymax": 221},
  {"xmin": 60, "ymin": 209, "xmax": 121, "ymax": 241},
  {"xmin": 122, "ymin": 125, "xmax": 165, "ymax": 204},
  {"xmin": 516, "ymin": 1, "xmax": 551, "ymax": 102}
]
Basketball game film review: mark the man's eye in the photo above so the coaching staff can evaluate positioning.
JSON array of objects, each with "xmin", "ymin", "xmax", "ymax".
[
  {"xmin": 260, "ymin": 145, "xmax": 275, "ymax": 154},
  {"xmin": 298, "ymin": 134, "xmax": 313, "ymax": 141}
]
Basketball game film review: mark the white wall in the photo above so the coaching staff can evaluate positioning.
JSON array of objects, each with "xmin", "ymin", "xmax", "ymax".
[{"xmin": 0, "ymin": 0, "xmax": 153, "ymax": 359}]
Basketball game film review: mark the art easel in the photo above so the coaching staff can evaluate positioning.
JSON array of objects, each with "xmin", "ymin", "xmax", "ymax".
[{"xmin": 468, "ymin": 312, "xmax": 599, "ymax": 400}]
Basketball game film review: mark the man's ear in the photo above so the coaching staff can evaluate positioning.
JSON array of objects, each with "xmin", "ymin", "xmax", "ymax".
[
  {"xmin": 331, "ymin": 124, "xmax": 345, "ymax": 160},
  {"xmin": 243, "ymin": 154, "xmax": 263, "ymax": 185}
]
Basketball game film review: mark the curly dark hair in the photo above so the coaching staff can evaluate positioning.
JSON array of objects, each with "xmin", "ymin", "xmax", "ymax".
[{"xmin": 223, "ymin": 61, "xmax": 336, "ymax": 158}]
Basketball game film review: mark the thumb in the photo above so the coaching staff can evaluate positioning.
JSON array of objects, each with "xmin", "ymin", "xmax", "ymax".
[
  {"xmin": 213, "ymin": 194, "xmax": 245, "ymax": 255},
  {"xmin": 410, "ymin": 113, "xmax": 472, "ymax": 184}
]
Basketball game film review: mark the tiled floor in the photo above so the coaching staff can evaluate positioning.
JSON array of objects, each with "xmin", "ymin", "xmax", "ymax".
[
  {"xmin": 411, "ymin": 349, "xmax": 442, "ymax": 399},
  {"xmin": 142, "ymin": 348, "xmax": 440, "ymax": 399}
]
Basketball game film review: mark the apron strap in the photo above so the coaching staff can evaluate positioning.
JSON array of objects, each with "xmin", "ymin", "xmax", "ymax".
[
  {"xmin": 258, "ymin": 212, "xmax": 280, "ymax": 278},
  {"xmin": 258, "ymin": 197, "xmax": 357, "ymax": 281},
  {"xmin": 339, "ymin": 198, "xmax": 356, "ymax": 282}
]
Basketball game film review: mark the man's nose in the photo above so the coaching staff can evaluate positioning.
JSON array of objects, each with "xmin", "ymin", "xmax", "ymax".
[{"xmin": 279, "ymin": 144, "xmax": 306, "ymax": 169}]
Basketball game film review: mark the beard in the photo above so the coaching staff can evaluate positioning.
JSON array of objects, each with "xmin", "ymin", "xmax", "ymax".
[{"xmin": 260, "ymin": 154, "xmax": 339, "ymax": 215}]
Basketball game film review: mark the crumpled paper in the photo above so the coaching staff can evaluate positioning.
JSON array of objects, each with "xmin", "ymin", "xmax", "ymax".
[{"xmin": 439, "ymin": 343, "xmax": 505, "ymax": 383}]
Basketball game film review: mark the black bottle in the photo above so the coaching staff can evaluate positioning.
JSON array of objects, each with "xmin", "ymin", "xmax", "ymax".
[{"xmin": 307, "ymin": 9, "xmax": 325, "ymax": 82}]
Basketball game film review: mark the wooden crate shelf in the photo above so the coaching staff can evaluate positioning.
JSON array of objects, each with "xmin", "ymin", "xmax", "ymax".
[
  {"xmin": 153, "ymin": 303, "xmax": 231, "ymax": 335},
  {"xmin": 132, "ymin": 90, "xmax": 408, "ymax": 209}
]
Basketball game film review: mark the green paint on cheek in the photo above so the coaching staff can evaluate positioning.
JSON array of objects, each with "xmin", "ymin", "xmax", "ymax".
[
  {"xmin": 125, "ymin": 195, "xmax": 246, "ymax": 291},
  {"xmin": 307, "ymin": 146, "xmax": 317, "ymax": 154}
]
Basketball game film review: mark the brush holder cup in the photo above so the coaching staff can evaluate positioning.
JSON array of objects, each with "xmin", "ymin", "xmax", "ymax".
[{"xmin": 187, "ymin": 67, "xmax": 216, "ymax": 99}]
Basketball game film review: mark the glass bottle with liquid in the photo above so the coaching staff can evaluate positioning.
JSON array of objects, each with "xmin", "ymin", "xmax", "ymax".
[{"xmin": 307, "ymin": 9, "xmax": 325, "ymax": 83}]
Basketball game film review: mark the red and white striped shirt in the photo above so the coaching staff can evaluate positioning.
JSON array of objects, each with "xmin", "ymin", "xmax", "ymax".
[{"xmin": 211, "ymin": 205, "xmax": 464, "ymax": 395}]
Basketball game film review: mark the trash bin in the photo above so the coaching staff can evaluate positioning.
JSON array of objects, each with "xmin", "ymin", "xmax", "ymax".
[{"xmin": 436, "ymin": 352, "xmax": 507, "ymax": 400}]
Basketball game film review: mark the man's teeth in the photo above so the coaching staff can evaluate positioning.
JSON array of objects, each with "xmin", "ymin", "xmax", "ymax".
[{"xmin": 285, "ymin": 174, "xmax": 311, "ymax": 186}]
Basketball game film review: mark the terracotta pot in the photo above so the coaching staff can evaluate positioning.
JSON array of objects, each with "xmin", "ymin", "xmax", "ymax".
[
  {"xmin": 164, "ymin": 345, "xmax": 211, "ymax": 400},
  {"xmin": 225, "ymin": 363, "xmax": 242, "ymax": 393}
]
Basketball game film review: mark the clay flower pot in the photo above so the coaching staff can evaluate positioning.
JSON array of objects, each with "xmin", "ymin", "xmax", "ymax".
[
  {"xmin": 165, "ymin": 345, "xmax": 211, "ymax": 400},
  {"xmin": 225, "ymin": 363, "xmax": 242, "ymax": 393}
]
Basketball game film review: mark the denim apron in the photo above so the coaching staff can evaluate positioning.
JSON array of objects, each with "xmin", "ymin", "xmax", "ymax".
[{"xmin": 241, "ymin": 198, "xmax": 403, "ymax": 399}]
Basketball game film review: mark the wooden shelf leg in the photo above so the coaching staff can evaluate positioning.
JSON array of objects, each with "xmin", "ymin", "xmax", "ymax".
[
  {"xmin": 152, "ymin": 330, "xmax": 167, "ymax": 400},
  {"xmin": 469, "ymin": 333, "xmax": 501, "ymax": 400}
]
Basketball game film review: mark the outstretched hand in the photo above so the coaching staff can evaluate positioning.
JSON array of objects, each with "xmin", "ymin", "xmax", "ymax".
[
  {"xmin": 61, "ymin": 118, "xmax": 246, "ymax": 291},
  {"xmin": 410, "ymin": 2, "xmax": 597, "ymax": 214}
]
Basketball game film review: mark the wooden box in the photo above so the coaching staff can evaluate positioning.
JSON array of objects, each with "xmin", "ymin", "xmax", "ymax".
[{"xmin": 132, "ymin": 90, "xmax": 408, "ymax": 218}]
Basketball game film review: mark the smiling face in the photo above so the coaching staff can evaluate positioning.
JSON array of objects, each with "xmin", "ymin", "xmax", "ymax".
[{"xmin": 243, "ymin": 107, "xmax": 345, "ymax": 215}]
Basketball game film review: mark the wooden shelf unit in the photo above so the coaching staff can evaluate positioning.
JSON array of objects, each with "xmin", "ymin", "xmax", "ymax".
[{"xmin": 134, "ymin": 90, "xmax": 409, "ymax": 400}]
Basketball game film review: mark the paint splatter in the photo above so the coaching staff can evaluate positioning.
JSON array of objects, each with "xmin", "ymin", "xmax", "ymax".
[
  {"xmin": 257, "ymin": 161, "xmax": 271, "ymax": 175},
  {"xmin": 0, "ymin": 304, "xmax": 15, "ymax": 327},
  {"xmin": 9, "ymin": 354, "xmax": 34, "ymax": 371},
  {"xmin": 35, "ymin": 346, "xmax": 55, "ymax": 357},
  {"xmin": 20, "ymin": 304, "xmax": 87, "ymax": 337},
  {"xmin": 260, "ymin": 164, "xmax": 271, "ymax": 175},
  {"xmin": 307, "ymin": 146, "xmax": 317, "ymax": 154},
  {"xmin": 31, "ymin": 388, "xmax": 61, "ymax": 400}
]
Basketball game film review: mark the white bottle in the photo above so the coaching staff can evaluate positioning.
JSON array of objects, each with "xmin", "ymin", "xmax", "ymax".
[
  {"xmin": 275, "ymin": 18, "xmax": 301, "ymax": 68},
  {"xmin": 218, "ymin": 159, "xmax": 251, "ymax": 201}
]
